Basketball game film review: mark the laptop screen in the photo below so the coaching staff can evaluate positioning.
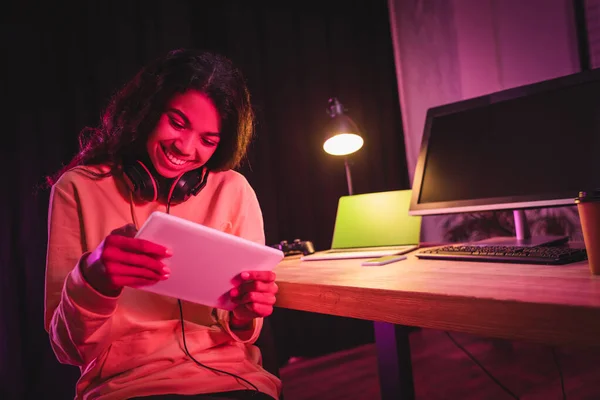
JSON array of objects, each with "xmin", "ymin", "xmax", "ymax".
[{"xmin": 331, "ymin": 190, "xmax": 421, "ymax": 249}]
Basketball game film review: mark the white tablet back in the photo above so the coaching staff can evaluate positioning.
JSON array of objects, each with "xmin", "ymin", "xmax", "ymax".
[{"xmin": 134, "ymin": 211, "xmax": 284, "ymax": 310}]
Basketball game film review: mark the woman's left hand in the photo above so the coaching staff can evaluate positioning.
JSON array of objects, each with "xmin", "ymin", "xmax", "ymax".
[{"xmin": 229, "ymin": 271, "xmax": 278, "ymax": 327}]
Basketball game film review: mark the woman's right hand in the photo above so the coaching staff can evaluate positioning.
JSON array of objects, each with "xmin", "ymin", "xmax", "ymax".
[{"xmin": 81, "ymin": 224, "xmax": 172, "ymax": 297}]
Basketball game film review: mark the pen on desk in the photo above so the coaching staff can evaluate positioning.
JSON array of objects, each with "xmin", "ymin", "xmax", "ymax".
[{"xmin": 361, "ymin": 255, "xmax": 408, "ymax": 266}]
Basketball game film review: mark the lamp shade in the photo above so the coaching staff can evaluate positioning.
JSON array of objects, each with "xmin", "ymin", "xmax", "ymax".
[{"xmin": 323, "ymin": 98, "xmax": 364, "ymax": 156}]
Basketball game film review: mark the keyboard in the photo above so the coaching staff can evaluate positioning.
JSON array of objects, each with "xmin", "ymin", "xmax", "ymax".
[{"xmin": 417, "ymin": 244, "xmax": 587, "ymax": 265}]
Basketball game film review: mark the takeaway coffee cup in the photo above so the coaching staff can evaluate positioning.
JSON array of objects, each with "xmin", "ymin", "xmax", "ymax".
[{"xmin": 575, "ymin": 190, "xmax": 600, "ymax": 275}]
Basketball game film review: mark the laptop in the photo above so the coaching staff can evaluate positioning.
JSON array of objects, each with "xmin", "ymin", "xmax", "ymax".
[{"xmin": 301, "ymin": 190, "xmax": 422, "ymax": 261}]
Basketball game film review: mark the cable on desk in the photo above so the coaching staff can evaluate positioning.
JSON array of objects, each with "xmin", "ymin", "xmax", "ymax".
[{"xmin": 444, "ymin": 332, "xmax": 520, "ymax": 400}]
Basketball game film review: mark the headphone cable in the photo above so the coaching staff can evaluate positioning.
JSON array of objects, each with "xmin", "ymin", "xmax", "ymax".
[
  {"xmin": 166, "ymin": 199, "xmax": 260, "ymax": 394},
  {"xmin": 177, "ymin": 299, "xmax": 259, "ymax": 392}
]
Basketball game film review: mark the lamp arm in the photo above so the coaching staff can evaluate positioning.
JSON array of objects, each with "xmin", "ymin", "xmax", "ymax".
[{"xmin": 344, "ymin": 157, "xmax": 354, "ymax": 195}]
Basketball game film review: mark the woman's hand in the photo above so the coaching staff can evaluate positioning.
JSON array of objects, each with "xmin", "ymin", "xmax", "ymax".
[
  {"xmin": 82, "ymin": 224, "xmax": 172, "ymax": 297},
  {"xmin": 229, "ymin": 271, "xmax": 278, "ymax": 328}
]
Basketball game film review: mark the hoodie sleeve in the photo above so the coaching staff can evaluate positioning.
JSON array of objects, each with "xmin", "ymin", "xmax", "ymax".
[
  {"xmin": 216, "ymin": 175, "xmax": 268, "ymax": 343},
  {"xmin": 44, "ymin": 181, "xmax": 119, "ymax": 366}
]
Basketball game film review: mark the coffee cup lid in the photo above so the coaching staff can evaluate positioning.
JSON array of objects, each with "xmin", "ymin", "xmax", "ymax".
[{"xmin": 575, "ymin": 189, "xmax": 600, "ymax": 203}]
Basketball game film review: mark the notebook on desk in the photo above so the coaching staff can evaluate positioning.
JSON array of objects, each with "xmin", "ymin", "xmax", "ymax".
[{"xmin": 301, "ymin": 190, "xmax": 422, "ymax": 261}]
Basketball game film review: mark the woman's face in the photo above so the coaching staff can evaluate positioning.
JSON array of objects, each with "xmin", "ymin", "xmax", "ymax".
[{"xmin": 146, "ymin": 90, "xmax": 221, "ymax": 178}]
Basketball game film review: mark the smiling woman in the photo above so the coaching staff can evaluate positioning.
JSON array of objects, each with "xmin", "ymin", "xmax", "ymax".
[
  {"xmin": 43, "ymin": 49, "xmax": 280, "ymax": 400},
  {"xmin": 146, "ymin": 91, "xmax": 221, "ymax": 178}
]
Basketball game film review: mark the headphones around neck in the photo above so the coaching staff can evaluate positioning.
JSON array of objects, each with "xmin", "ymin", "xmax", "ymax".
[{"xmin": 122, "ymin": 158, "xmax": 209, "ymax": 205}]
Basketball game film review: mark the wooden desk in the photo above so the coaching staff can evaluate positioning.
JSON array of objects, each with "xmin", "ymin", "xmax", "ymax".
[{"xmin": 273, "ymin": 252, "xmax": 600, "ymax": 399}]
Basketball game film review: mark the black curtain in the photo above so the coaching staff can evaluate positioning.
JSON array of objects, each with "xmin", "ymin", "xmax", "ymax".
[{"xmin": 1, "ymin": 1, "xmax": 409, "ymax": 398}]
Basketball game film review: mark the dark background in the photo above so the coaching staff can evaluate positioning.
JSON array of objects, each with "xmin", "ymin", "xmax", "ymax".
[{"xmin": 1, "ymin": 1, "xmax": 409, "ymax": 398}]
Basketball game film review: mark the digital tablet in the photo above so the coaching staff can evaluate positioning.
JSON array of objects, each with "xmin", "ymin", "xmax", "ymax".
[{"xmin": 134, "ymin": 211, "xmax": 284, "ymax": 310}]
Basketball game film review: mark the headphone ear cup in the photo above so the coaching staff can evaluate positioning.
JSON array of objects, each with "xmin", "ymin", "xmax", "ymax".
[
  {"xmin": 168, "ymin": 168, "xmax": 209, "ymax": 204},
  {"xmin": 122, "ymin": 160, "xmax": 159, "ymax": 202}
]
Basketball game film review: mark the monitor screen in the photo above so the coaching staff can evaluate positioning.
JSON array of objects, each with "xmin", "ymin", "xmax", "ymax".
[{"xmin": 409, "ymin": 68, "xmax": 600, "ymax": 216}]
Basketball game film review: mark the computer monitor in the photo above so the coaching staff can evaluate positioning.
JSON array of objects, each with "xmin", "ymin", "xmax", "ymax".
[{"xmin": 409, "ymin": 68, "xmax": 600, "ymax": 247}]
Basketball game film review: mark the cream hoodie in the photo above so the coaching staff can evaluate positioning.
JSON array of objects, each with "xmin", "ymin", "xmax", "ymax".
[{"xmin": 45, "ymin": 166, "xmax": 281, "ymax": 400}]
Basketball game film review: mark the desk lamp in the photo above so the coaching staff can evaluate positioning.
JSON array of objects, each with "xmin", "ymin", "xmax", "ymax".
[{"xmin": 323, "ymin": 97, "xmax": 364, "ymax": 195}]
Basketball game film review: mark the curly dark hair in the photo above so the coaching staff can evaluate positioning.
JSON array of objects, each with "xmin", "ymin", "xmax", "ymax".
[{"xmin": 47, "ymin": 49, "xmax": 254, "ymax": 185}]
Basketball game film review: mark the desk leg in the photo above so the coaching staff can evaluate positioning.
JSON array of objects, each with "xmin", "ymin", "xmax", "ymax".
[{"xmin": 374, "ymin": 322, "xmax": 415, "ymax": 400}]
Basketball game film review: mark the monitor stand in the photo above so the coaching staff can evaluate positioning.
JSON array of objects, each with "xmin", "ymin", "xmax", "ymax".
[{"xmin": 472, "ymin": 209, "xmax": 568, "ymax": 247}]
